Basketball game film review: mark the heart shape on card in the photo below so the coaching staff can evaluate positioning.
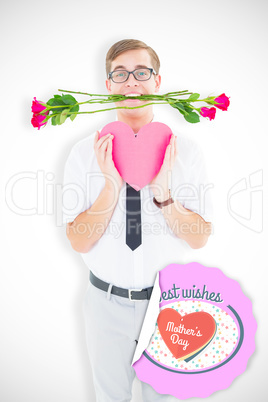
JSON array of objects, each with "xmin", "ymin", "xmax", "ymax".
[
  {"xmin": 157, "ymin": 308, "xmax": 216, "ymax": 362},
  {"xmin": 99, "ymin": 121, "xmax": 172, "ymax": 190}
]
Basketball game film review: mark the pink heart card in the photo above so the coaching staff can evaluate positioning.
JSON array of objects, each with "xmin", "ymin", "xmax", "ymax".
[{"xmin": 99, "ymin": 121, "xmax": 172, "ymax": 190}]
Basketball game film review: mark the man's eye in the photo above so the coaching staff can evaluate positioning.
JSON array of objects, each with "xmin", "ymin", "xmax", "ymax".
[{"xmin": 115, "ymin": 72, "xmax": 126, "ymax": 77}]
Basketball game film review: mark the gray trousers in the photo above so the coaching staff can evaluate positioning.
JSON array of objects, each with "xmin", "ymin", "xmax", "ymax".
[{"xmin": 83, "ymin": 281, "xmax": 178, "ymax": 402}]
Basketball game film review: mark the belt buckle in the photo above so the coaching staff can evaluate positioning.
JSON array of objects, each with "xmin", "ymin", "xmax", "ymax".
[{"xmin": 128, "ymin": 288, "xmax": 143, "ymax": 301}]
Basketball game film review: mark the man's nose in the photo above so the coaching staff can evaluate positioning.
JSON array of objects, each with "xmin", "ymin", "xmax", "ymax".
[{"xmin": 125, "ymin": 72, "xmax": 139, "ymax": 86}]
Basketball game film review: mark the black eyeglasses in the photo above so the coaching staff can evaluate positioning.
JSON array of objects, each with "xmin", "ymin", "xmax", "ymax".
[{"xmin": 108, "ymin": 68, "xmax": 155, "ymax": 83}]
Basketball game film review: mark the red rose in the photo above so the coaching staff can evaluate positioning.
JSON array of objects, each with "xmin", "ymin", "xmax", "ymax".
[
  {"xmin": 214, "ymin": 93, "xmax": 230, "ymax": 111},
  {"xmin": 200, "ymin": 107, "xmax": 216, "ymax": 121},
  {"xmin": 31, "ymin": 112, "xmax": 48, "ymax": 130},
  {"xmin": 31, "ymin": 97, "xmax": 48, "ymax": 129},
  {"xmin": 31, "ymin": 97, "xmax": 47, "ymax": 114}
]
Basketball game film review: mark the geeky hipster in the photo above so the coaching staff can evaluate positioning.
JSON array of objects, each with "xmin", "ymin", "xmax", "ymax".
[{"xmin": 63, "ymin": 39, "xmax": 213, "ymax": 402}]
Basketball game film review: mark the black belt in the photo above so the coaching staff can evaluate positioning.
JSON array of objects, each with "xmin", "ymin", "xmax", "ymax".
[{"xmin": 89, "ymin": 271, "xmax": 153, "ymax": 301}]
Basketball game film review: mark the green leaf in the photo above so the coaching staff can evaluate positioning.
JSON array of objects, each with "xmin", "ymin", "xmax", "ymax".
[
  {"xmin": 184, "ymin": 104, "xmax": 193, "ymax": 114},
  {"xmin": 188, "ymin": 93, "xmax": 200, "ymax": 101},
  {"xmin": 184, "ymin": 112, "xmax": 200, "ymax": 123},
  {"xmin": 51, "ymin": 115, "xmax": 57, "ymax": 126},
  {"xmin": 70, "ymin": 113, "xmax": 77, "ymax": 121},
  {"xmin": 54, "ymin": 95, "xmax": 62, "ymax": 99},
  {"xmin": 170, "ymin": 102, "xmax": 187, "ymax": 115},
  {"xmin": 47, "ymin": 96, "xmax": 67, "ymax": 113},
  {"xmin": 61, "ymin": 94, "xmax": 77, "ymax": 105},
  {"xmin": 47, "ymin": 98, "xmax": 55, "ymax": 106},
  {"xmin": 55, "ymin": 114, "xmax": 61, "ymax": 125},
  {"xmin": 69, "ymin": 104, "xmax": 79, "ymax": 113},
  {"xmin": 60, "ymin": 109, "xmax": 69, "ymax": 124},
  {"xmin": 47, "ymin": 97, "xmax": 65, "ymax": 106}
]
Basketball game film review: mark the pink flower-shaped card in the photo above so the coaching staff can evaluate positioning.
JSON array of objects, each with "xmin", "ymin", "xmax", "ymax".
[
  {"xmin": 99, "ymin": 121, "xmax": 172, "ymax": 190},
  {"xmin": 132, "ymin": 263, "xmax": 257, "ymax": 399}
]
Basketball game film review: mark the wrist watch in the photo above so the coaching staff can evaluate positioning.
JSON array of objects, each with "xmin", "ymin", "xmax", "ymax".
[{"xmin": 153, "ymin": 190, "xmax": 174, "ymax": 209}]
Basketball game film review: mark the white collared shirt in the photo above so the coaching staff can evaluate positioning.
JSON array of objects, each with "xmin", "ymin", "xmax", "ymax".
[{"xmin": 62, "ymin": 115, "xmax": 213, "ymax": 289}]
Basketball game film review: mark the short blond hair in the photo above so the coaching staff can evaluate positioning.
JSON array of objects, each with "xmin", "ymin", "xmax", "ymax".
[{"xmin": 105, "ymin": 39, "xmax": 160, "ymax": 77}]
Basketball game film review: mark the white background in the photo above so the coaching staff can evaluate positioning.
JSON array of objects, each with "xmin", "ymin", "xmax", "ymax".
[{"xmin": 1, "ymin": 0, "xmax": 267, "ymax": 401}]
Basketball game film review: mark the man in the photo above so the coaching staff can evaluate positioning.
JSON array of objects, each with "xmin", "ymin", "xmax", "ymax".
[{"xmin": 62, "ymin": 39, "xmax": 213, "ymax": 401}]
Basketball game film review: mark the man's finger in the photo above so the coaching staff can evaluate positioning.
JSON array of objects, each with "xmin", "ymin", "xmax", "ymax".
[
  {"xmin": 164, "ymin": 144, "xmax": 171, "ymax": 164},
  {"xmin": 97, "ymin": 136, "xmax": 111, "ymax": 162},
  {"xmin": 104, "ymin": 137, "xmax": 110, "ymax": 153},
  {"xmin": 170, "ymin": 135, "xmax": 176, "ymax": 164},
  {"xmin": 94, "ymin": 130, "xmax": 99, "ymax": 147},
  {"xmin": 174, "ymin": 136, "xmax": 177, "ymax": 154},
  {"xmin": 106, "ymin": 136, "xmax": 113, "ymax": 160},
  {"xmin": 173, "ymin": 136, "xmax": 178, "ymax": 161},
  {"xmin": 95, "ymin": 133, "xmax": 112, "ymax": 150}
]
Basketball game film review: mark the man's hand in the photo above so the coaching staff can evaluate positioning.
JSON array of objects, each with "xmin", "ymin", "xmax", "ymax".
[
  {"xmin": 94, "ymin": 131, "xmax": 123, "ymax": 192},
  {"xmin": 150, "ymin": 134, "xmax": 177, "ymax": 201}
]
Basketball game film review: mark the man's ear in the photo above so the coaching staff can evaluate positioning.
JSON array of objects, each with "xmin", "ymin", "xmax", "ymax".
[
  {"xmin": 155, "ymin": 74, "xmax": 161, "ymax": 93},
  {"xmin": 106, "ymin": 79, "xmax": 111, "ymax": 93}
]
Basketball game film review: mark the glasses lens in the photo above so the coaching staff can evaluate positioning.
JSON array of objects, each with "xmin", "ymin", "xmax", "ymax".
[
  {"xmin": 111, "ymin": 70, "xmax": 129, "ymax": 83},
  {"xmin": 133, "ymin": 68, "xmax": 152, "ymax": 81}
]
